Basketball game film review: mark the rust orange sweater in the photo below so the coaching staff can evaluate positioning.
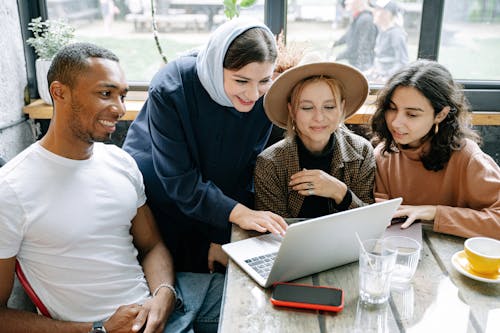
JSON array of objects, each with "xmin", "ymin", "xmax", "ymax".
[{"xmin": 375, "ymin": 139, "xmax": 500, "ymax": 239}]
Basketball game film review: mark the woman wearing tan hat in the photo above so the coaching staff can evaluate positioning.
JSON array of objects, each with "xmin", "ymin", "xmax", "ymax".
[{"xmin": 255, "ymin": 57, "xmax": 375, "ymax": 218}]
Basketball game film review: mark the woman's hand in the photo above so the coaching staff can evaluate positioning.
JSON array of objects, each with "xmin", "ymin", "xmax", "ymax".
[
  {"xmin": 289, "ymin": 169, "xmax": 347, "ymax": 204},
  {"xmin": 229, "ymin": 204, "xmax": 287, "ymax": 236},
  {"xmin": 208, "ymin": 243, "xmax": 228, "ymax": 273},
  {"xmin": 394, "ymin": 204, "xmax": 437, "ymax": 229}
]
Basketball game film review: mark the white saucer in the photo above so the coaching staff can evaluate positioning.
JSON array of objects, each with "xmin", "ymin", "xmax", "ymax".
[{"xmin": 451, "ymin": 250, "xmax": 500, "ymax": 284}]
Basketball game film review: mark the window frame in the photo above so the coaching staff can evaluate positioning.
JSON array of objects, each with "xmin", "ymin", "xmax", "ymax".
[
  {"xmin": 23, "ymin": 0, "xmax": 500, "ymax": 111},
  {"xmin": 19, "ymin": 0, "xmax": 48, "ymax": 101}
]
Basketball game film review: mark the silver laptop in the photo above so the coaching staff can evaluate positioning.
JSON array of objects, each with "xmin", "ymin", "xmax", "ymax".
[{"xmin": 222, "ymin": 198, "xmax": 402, "ymax": 288}]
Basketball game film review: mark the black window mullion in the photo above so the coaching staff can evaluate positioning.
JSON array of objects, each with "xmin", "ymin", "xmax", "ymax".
[
  {"xmin": 264, "ymin": 0, "xmax": 287, "ymax": 37},
  {"xmin": 417, "ymin": 0, "xmax": 445, "ymax": 60},
  {"xmin": 18, "ymin": 0, "xmax": 48, "ymax": 102}
]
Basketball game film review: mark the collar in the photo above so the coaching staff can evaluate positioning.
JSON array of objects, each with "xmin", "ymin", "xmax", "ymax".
[{"xmin": 397, "ymin": 140, "xmax": 431, "ymax": 162}]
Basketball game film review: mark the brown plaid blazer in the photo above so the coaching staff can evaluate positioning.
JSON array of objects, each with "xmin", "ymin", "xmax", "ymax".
[{"xmin": 255, "ymin": 129, "xmax": 375, "ymax": 218}]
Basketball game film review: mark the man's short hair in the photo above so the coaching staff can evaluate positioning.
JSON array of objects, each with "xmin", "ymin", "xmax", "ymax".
[{"xmin": 47, "ymin": 42, "xmax": 119, "ymax": 89}]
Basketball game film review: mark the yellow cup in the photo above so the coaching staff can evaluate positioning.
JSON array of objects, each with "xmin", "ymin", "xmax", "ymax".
[{"xmin": 464, "ymin": 237, "xmax": 500, "ymax": 276}]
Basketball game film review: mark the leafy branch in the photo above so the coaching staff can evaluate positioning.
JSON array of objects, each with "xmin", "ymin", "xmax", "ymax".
[{"xmin": 223, "ymin": 0, "xmax": 258, "ymax": 19}]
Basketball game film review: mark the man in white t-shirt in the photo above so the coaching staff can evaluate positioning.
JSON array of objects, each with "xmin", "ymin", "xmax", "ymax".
[{"xmin": 0, "ymin": 43, "xmax": 222, "ymax": 333}]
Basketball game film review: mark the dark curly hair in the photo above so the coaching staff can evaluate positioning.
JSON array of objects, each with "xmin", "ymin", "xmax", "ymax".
[{"xmin": 371, "ymin": 60, "xmax": 480, "ymax": 171}]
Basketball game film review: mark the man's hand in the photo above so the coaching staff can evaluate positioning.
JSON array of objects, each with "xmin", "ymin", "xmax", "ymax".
[
  {"xmin": 103, "ymin": 304, "xmax": 143, "ymax": 333},
  {"xmin": 104, "ymin": 294, "xmax": 174, "ymax": 333},
  {"xmin": 136, "ymin": 290, "xmax": 175, "ymax": 333}
]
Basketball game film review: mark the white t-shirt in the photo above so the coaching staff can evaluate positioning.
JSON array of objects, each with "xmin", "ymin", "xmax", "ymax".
[{"xmin": 0, "ymin": 142, "xmax": 150, "ymax": 321}]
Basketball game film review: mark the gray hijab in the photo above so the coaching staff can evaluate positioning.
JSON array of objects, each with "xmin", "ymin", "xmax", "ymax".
[{"xmin": 196, "ymin": 18, "xmax": 275, "ymax": 107}]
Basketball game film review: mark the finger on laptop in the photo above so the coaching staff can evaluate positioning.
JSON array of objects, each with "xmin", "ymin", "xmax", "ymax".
[
  {"xmin": 401, "ymin": 215, "xmax": 417, "ymax": 229},
  {"xmin": 268, "ymin": 212, "xmax": 287, "ymax": 235}
]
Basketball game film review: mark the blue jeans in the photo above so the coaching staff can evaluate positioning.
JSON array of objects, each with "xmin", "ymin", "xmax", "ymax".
[{"xmin": 164, "ymin": 272, "xmax": 224, "ymax": 333}]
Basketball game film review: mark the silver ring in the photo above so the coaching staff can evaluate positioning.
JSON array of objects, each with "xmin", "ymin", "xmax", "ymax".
[
  {"xmin": 307, "ymin": 182, "xmax": 314, "ymax": 189},
  {"xmin": 308, "ymin": 189, "xmax": 314, "ymax": 196}
]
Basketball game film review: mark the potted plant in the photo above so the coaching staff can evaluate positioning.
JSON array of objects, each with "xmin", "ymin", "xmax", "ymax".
[{"xmin": 26, "ymin": 17, "xmax": 75, "ymax": 105}]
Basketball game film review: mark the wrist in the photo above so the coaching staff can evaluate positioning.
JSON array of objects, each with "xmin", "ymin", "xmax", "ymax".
[
  {"xmin": 89, "ymin": 321, "xmax": 106, "ymax": 333},
  {"xmin": 229, "ymin": 203, "xmax": 244, "ymax": 224},
  {"xmin": 428, "ymin": 205, "xmax": 438, "ymax": 220},
  {"xmin": 332, "ymin": 188, "xmax": 352, "ymax": 211},
  {"xmin": 152, "ymin": 283, "xmax": 177, "ymax": 304},
  {"xmin": 332, "ymin": 183, "xmax": 348, "ymax": 204}
]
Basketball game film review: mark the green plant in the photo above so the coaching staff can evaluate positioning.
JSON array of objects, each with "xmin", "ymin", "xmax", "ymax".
[
  {"xmin": 26, "ymin": 17, "xmax": 75, "ymax": 60},
  {"xmin": 223, "ymin": 0, "xmax": 258, "ymax": 19}
]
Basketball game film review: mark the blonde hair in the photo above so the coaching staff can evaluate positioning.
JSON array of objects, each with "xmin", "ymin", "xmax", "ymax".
[{"xmin": 286, "ymin": 76, "xmax": 346, "ymax": 139}]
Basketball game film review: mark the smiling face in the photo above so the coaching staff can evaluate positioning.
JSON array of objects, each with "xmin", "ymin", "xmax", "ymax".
[
  {"xmin": 223, "ymin": 61, "xmax": 274, "ymax": 112},
  {"xmin": 67, "ymin": 57, "xmax": 128, "ymax": 143},
  {"xmin": 291, "ymin": 79, "xmax": 344, "ymax": 153},
  {"xmin": 385, "ymin": 86, "xmax": 446, "ymax": 148}
]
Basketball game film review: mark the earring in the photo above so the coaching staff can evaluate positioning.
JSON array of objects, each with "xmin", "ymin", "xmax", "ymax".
[{"xmin": 434, "ymin": 123, "xmax": 439, "ymax": 135}]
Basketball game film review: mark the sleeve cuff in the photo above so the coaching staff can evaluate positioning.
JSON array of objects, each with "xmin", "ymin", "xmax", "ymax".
[{"xmin": 333, "ymin": 189, "xmax": 352, "ymax": 212}]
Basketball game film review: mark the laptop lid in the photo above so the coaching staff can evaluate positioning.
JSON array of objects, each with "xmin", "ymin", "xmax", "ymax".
[{"xmin": 223, "ymin": 198, "xmax": 402, "ymax": 288}]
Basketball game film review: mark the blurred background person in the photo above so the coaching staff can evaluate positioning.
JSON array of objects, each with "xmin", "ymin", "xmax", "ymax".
[
  {"xmin": 100, "ymin": 0, "xmax": 119, "ymax": 34},
  {"xmin": 366, "ymin": 0, "xmax": 409, "ymax": 83},
  {"xmin": 330, "ymin": 0, "xmax": 378, "ymax": 71}
]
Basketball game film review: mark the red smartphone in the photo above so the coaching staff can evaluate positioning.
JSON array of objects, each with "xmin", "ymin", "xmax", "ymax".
[{"xmin": 270, "ymin": 282, "xmax": 344, "ymax": 312}]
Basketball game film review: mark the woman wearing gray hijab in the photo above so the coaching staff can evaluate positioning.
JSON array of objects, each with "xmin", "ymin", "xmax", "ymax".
[{"xmin": 123, "ymin": 19, "xmax": 287, "ymax": 273}]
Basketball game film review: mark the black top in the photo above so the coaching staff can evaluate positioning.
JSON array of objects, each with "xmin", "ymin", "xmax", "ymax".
[{"xmin": 297, "ymin": 135, "xmax": 352, "ymax": 218}]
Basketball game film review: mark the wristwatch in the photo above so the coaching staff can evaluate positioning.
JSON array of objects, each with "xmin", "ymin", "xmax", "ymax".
[{"xmin": 89, "ymin": 321, "xmax": 107, "ymax": 333}]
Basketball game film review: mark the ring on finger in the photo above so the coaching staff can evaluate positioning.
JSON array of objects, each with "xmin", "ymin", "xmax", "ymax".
[
  {"xmin": 307, "ymin": 182, "xmax": 314, "ymax": 189},
  {"xmin": 308, "ymin": 189, "xmax": 314, "ymax": 196}
]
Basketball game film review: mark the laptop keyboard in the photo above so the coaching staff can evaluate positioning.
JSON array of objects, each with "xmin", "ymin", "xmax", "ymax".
[{"xmin": 245, "ymin": 252, "xmax": 277, "ymax": 279}]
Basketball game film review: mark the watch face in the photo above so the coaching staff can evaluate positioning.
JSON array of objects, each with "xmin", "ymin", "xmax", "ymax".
[{"xmin": 90, "ymin": 322, "xmax": 106, "ymax": 333}]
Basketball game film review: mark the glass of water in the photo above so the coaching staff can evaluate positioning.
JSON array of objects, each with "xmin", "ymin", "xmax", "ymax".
[
  {"xmin": 358, "ymin": 238, "xmax": 398, "ymax": 304},
  {"xmin": 383, "ymin": 236, "xmax": 421, "ymax": 286}
]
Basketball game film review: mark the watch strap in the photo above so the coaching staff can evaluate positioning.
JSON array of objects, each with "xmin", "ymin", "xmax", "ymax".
[{"xmin": 90, "ymin": 320, "xmax": 107, "ymax": 333}]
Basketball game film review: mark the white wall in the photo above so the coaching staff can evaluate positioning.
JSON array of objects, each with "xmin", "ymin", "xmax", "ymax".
[{"xmin": 0, "ymin": 0, "xmax": 35, "ymax": 164}]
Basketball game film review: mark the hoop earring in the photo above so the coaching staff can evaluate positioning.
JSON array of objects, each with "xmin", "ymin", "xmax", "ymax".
[{"xmin": 434, "ymin": 123, "xmax": 439, "ymax": 135}]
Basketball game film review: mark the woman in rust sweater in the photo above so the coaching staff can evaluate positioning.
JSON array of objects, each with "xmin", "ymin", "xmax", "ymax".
[{"xmin": 371, "ymin": 60, "xmax": 500, "ymax": 239}]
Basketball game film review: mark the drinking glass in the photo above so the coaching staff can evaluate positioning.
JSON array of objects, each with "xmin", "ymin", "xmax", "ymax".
[
  {"xmin": 358, "ymin": 238, "xmax": 398, "ymax": 304},
  {"xmin": 383, "ymin": 236, "xmax": 421, "ymax": 285}
]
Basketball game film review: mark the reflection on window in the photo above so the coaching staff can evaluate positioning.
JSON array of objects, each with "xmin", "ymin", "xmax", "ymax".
[
  {"xmin": 286, "ymin": 0, "xmax": 422, "ymax": 84},
  {"xmin": 46, "ymin": 0, "xmax": 265, "ymax": 83},
  {"xmin": 439, "ymin": 0, "xmax": 500, "ymax": 81}
]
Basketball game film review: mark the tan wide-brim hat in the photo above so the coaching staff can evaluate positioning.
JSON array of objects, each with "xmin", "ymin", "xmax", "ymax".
[{"xmin": 264, "ymin": 56, "xmax": 369, "ymax": 129}]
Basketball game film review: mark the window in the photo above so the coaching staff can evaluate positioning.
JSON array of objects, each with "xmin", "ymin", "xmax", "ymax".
[
  {"xmin": 44, "ymin": 0, "xmax": 266, "ymax": 83},
  {"xmin": 286, "ymin": 0, "xmax": 423, "ymax": 84},
  {"xmin": 24, "ymin": 0, "xmax": 500, "ymax": 101},
  {"xmin": 20, "ymin": 0, "xmax": 500, "ymax": 162},
  {"xmin": 439, "ymin": 0, "xmax": 500, "ymax": 81}
]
